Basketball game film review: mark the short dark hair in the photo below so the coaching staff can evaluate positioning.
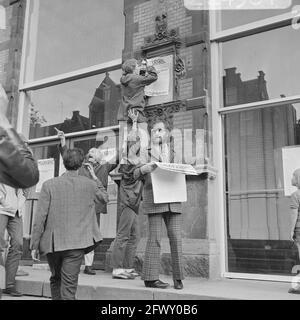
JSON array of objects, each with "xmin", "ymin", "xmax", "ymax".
[{"xmin": 63, "ymin": 148, "xmax": 84, "ymax": 171}]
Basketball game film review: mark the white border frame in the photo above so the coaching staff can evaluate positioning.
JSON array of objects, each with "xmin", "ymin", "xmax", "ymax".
[{"xmin": 210, "ymin": 7, "xmax": 300, "ymax": 282}]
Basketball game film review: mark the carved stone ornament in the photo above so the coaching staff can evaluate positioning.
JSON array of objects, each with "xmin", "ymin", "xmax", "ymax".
[
  {"xmin": 144, "ymin": 13, "xmax": 179, "ymax": 46},
  {"xmin": 174, "ymin": 54, "xmax": 186, "ymax": 93},
  {"xmin": 145, "ymin": 100, "xmax": 186, "ymax": 125},
  {"xmin": 175, "ymin": 55, "xmax": 186, "ymax": 78}
]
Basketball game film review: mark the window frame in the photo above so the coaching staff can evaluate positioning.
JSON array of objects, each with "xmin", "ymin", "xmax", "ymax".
[
  {"xmin": 17, "ymin": 0, "xmax": 123, "ymax": 139},
  {"xmin": 210, "ymin": 8, "xmax": 300, "ymax": 282}
]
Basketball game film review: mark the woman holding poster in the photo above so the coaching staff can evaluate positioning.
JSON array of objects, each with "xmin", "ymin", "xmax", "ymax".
[{"xmin": 141, "ymin": 116, "xmax": 184, "ymax": 290}]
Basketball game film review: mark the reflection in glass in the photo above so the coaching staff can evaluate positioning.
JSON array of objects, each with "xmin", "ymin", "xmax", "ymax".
[
  {"xmin": 225, "ymin": 103, "xmax": 300, "ymax": 275},
  {"xmin": 219, "ymin": 0, "xmax": 294, "ymax": 30},
  {"xmin": 222, "ymin": 25, "xmax": 300, "ymax": 106},
  {"xmin": 28, "ymin": 70, "xmax": 122, "ymax": 139},
  {"xmin": 24, "ymin": 0, "xmax": 124, "ymax": 82}
]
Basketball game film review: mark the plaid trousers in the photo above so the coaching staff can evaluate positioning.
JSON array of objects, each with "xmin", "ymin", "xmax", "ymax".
[{"xmin": 142, "ymin": 212, "xmax": 184, "ymax": 281}]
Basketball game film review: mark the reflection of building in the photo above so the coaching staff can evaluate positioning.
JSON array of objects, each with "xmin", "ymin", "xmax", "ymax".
[
  {"xmin": 29, "ymin": 73, "xmax": 121, "ymax": 139},
  {"xmin": 224, "ymin": 67, "xmax": 298, "ymax": 273},
  {"xmin": 89, "ymin": 72, "xmax": 121, "ymax": 129},
  {"xmin": 29, "ymin": 110, "xmax": 90, "ymax": 138},
  {"xmin": 223, "ymin": 67, "xmax": 269, "ymax": 106}
]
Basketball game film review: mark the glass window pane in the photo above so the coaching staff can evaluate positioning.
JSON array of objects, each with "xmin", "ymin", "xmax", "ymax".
[
  {"xmin": 171, "ymin": 108, "xmax": 207, "ymax": 165},
  {"xmin": 27, "ymin": 70, "xmax": 122, "ymax": 139},
  {"xmin": 218, "ymin": 0, "xmax": 295, "ymax": 30},
  {"xmin": 24, "ymin": 0, "xmax": 124, "ymax": 82},
  {"xmin": 222, "ymin": 25, "xmax": 300, "ymax": 107},
  {"xmin": 225, "ymin": 103, "xmax": 300, "ymax": 275}
]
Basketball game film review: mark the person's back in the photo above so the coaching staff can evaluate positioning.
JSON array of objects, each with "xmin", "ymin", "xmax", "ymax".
[
  {"xmin": 31, "ymin": 148, "xmax": 108, "ymax": 256},
  {"xmin": 38, "ymin": 172, "xmax": 104, "ymax": 254},
  {"xmin": 31, "ymin": 148, "xmax": 108, "ymax": 300},
  {"xmin": 118, "ymin": 59, "xmax": 157, "ymax": 122}
]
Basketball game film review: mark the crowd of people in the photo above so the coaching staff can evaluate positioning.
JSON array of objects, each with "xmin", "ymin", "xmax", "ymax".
[{"xmin": 30, "ymin": 58, "xmax": 185, "ymax": 300}]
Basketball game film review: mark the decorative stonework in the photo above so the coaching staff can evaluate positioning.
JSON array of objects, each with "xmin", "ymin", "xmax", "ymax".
[
  {"xmin": 143, "ymin": 13, "xmax": 179, "ymax": 46},
  {"xmin": 141, "ymin": 13, "xmax": 186, "ymax": 98},
  {"xmin": 145, "ymin": 100, "xmax": 186, "ymax": 119}
]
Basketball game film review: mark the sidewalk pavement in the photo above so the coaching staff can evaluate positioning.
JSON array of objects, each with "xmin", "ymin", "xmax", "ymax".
[{"xmin": 10, "ymin": 266, "xmax": 300, "ymax": 300}]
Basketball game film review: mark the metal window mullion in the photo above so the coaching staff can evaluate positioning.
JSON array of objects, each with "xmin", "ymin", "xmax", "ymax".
[
  {"xmin": 19, "ymin": 59, "xmax": 122, "ymax": 91},
  {"xmin": 28, "ymin": 125, "xmax": 120, "ymax": 145},
  {"xmin": 218, "ymin": 95, "xmax": 300, "ymax": 115},
  {"xmin": 17, "ymin": 0, "xmax": 32, "ymax": 134},
  {"xmin": 210, "ymin": 33, "xmax": 228, "ymax": 277},
  {"xmin": 211, "ymin": 11, "xmax": 294, "ymax": 43}
]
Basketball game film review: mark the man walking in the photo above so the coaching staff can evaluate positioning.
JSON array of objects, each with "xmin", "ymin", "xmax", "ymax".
[
  {"xmin": 30, "ymin": 148, "xmax": 108, "ymax": 300},
  {"xmin": 57, "ymin": 129, "xmax": 118, "ymax": 275}
]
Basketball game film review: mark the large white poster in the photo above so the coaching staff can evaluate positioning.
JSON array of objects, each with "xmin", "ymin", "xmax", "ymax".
[
  {"xmin": 282, "ymin": 146, "xmax": 300, "ymax": 196},
  {"xmin": 151, "ymin": 168, "xmax": 187, "ymax": 204},
  {"xmin": 145, "ymin": 55, "xmax": 172, "ymax": 97},
  {"xmin": 36, "ymin": 158, "xmax": 55, "ymax": 193}
]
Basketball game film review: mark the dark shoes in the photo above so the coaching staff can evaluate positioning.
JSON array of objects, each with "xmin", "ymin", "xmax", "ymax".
[
  {"xmin": 83, "ymin": 266, "xmax": 96, "ymax": 275},
  {"xmin": 174, "ymin": 280, "xmax": 183, "ymax": 290},
  {"xmin": 144, "ymin": 279, "xmax": 170, "ymax": 289},
  {"xmin": 2, "ymin": 287, "xmax": 23, "ymax": 297},
  {"xmin": 288, "ymin": 287, "xmax": 300, "ymax": 294}
]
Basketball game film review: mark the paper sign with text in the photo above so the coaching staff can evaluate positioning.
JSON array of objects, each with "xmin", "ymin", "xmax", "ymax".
[
  {"xmin": 282, "ymin": 146, "xmax": 300, "ymax": 196},
  {"xmin": 36, "ymin": 158, "xmax": 55, "ymax": 193},
  {"xmin": 151, "ymin": 167, "xmax": 187, "ymax": 203},
  {"xmin": 155, "ymin": 162, "xmax": 198, "ymax": 175},
  {"xmin": 145, "ymin": 55, "xmax": 172, "ymax": 97}
]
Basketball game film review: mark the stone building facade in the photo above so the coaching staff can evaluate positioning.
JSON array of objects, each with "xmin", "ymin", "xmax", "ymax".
[{"xmin": 0, "ymin": 0, "xmax": 25, "ymax": 127}]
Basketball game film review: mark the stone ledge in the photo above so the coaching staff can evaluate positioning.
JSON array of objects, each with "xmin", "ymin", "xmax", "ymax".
[
  {"xmin": 105, "ymin": 238, "xmax": 219, "ymax": 278},
  {"xmin": 13, "ymin": 266, "xmax": 300, "ymax": 300}
]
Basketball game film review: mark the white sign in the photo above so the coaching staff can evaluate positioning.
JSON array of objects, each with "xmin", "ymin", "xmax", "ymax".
[
  {"xmin": 155, "ymin": 162, "xmax": 198, "ymax": 175},
  {"xmin": 151, "ymin": 167, "xmax": 187, "ymax": 203},
  {"xmin": 36, "ymin": 158, "xmax": 55, "ymax": 193},
  {"xmin": 282, "ymin": 146, "xmax": 300, "ymax": 196},
  {"xmin": 145, "ymin": 55, "xmax": 172, "ymax": 97},
  {"xmin": 0, "ymin": 6, "xmax": 6, "ymax": 30},
  {"xmin": 59, "ymin": 155, "xmax": 66, "ymax": 176}
]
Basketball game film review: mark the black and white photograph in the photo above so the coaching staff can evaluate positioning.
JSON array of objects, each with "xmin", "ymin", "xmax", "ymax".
[{"xmin": 0, "ymin": 0, "xmax": 300, "ymax": 308}]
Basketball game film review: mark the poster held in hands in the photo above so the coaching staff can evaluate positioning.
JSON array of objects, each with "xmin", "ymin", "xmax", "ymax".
[{"xmin": 151, "ymin": 162, "xmax": 198, "ymax": 203}]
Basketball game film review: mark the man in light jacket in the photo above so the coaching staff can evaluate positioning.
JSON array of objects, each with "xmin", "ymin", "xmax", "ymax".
[
  {"xmin": 0, "ymin": 185, "xmax": 26, "ymax": 297},
  {"xmin": 30, "ymin": 148, "xmax": 108, "ymax": 300}
]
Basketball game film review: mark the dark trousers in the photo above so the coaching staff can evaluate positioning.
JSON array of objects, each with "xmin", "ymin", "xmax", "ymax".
[
  {"xmin": 0, "ymin": 213, "xmax": 23, "ymax": 289},
  {"xmin": 111, "ymin": 207, "xmax": 139, "ymax": 269},
  {"xmin": 46, "ymin": 249, "xmax": 84, "ymax": 300}
]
